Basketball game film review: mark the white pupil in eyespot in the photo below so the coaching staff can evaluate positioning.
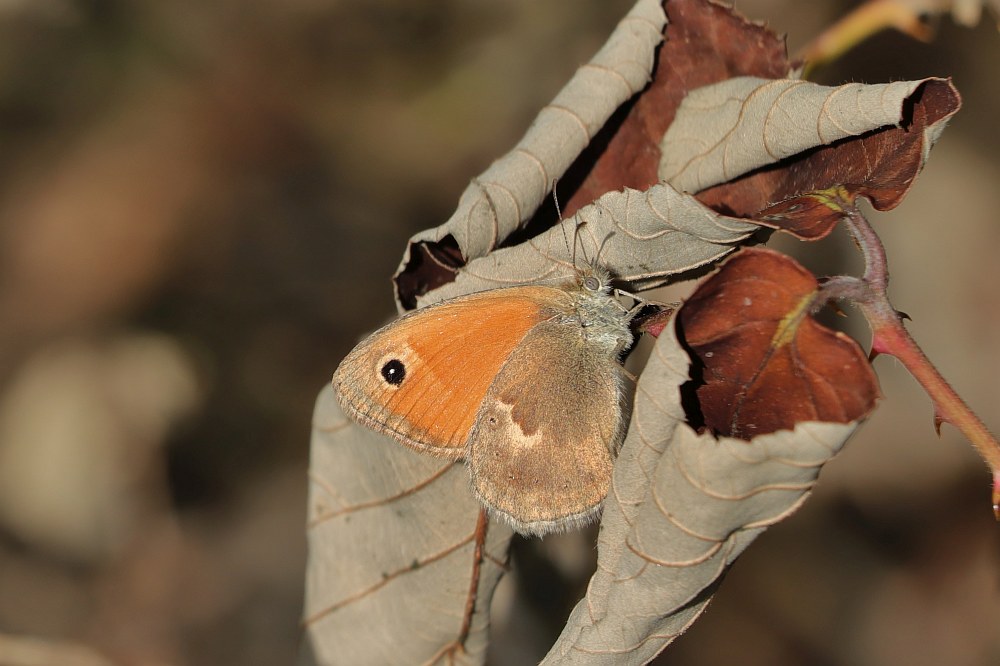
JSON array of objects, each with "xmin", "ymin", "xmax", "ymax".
[{"xmin": 380, "ymin": 359, "xmax": 406, "ymax": 385}]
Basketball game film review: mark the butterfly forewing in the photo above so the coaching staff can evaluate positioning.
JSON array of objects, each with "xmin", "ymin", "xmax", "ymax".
[{"xmin": 333, "ymin": 287, "xmax": 562, "ymax": 455}]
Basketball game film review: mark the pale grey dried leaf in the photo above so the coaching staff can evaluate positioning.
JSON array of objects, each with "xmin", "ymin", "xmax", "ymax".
[
  {"xmin": 301, "ymin": 385, "xmax": 514, "ymax": 666},
  {"xmin": 542, "ymin": 317, "xmax": 860, "ymax": 665},
  {"xmin": 398, "ymin": 0, "xmax": 667, "ymax": 276},
  {"xmin": 660, "ymin": 77, "xmax": 939, "ymax": 193},
  {"xmin": 417, "ymin": 184, "xmax": 757, "ymax": 306}
]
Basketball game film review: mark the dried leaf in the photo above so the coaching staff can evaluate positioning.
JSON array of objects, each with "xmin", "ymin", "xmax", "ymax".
[
  {"xmin": 394, "ymin": 0, "xmax": 793, "ymax": 309},
  {"xmin": 662, "ymin": 77, "xmax": 932, "ymax": 192},
  {"xmin": 672, "ymin": 77, "xmax": 961, "ymax": 238},
  {"xmin": 307, "ymin": 1, "xmax": 961, "ymax": 662},
  {"xmin": 301, "ymin": 386, "xmax": 514, "ymax": 666},
  {"xmin": 678, "ymin": 248, "xmax": 880, "ymax": 439},
  {"xmin": 563, "ymin": 0, "xmax": 792, "ymax": 213},
  {"xmin": 416, "ymin": 185, "xmax": 757, "ymax": 306},
  {"xmin": 395, "ymin": 0, "xmax": 668, "ymax": 305},
  {"xmin": 542, "ymin": 311, "xmax": 862, "ymax": 665}
]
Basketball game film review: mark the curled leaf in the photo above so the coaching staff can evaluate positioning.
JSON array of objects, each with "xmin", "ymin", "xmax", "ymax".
[
  {"xmin": 301, "ymin": 386, "xmax": 513, "ymax": 665},
  {"xmin": 673, "ymin": 77, "xmax": 961, "ymax": 238},
  {"xmin": 661, "ymin": 77, "xmax": 942, "ymax": 193},
  {"xmin": 563, "ymin": 0, "xmax": 792, "ymax": 214},
  {"xmin": 308, "ymin": 1, "xmax": 964, "ymax": 662},
  {"xmin": 394, "ymin": 0, "xmax": 792, "ymax": 309},
  {"xmin": 678, "ymin": 247, "xmax": 880, "ymax": 440},
  {"xmin": 542, "ymin": 309, "xmax": 863, "ymax": 665},
  {"xmin": 417, "ymin": 185, "xmax": 757, "ymax": 306},
  {"xmin": 395, "ymin": 0, "xmax": 668, "ymax": 306}
]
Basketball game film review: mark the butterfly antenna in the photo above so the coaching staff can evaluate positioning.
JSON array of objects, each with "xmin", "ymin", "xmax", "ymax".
[
  {"xmin": 551, "ymin": 178, "xmax": 575, "ymax": 268},
  {"xmin": 594, "ymin": 230, "xmax": 620, "ymax": 270},
  {"xmin": 575, "ymin": 218, "xmax": 594, "ymax": 270}
]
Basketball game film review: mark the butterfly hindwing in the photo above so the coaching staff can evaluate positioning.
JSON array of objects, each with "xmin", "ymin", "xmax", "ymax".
[{"xmin": 466, "ymin": 317, "xmax": 625, "ymax": 534}]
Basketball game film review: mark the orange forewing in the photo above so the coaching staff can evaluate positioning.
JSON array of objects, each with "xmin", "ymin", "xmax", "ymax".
[{"xmin": 333, "ymin": 287, "xmax": 558, "ymax": 455}]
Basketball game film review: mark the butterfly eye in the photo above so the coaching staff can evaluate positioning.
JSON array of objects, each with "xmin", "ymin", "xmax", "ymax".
[
  {"xmin": 380, "ymin": 359, "xmax": 406, "ymax": 385},
  {"xmin": 583, "ymin": 275, "xmax": 601, "ymax": 292}
]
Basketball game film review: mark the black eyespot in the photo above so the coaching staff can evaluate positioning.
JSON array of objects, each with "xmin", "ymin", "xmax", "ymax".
[{"xmin": 380, "ymin": 359, "xmax": 406, "ymax": 385}]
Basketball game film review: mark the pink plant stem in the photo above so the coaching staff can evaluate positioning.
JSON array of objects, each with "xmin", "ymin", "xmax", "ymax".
[{"xmin": 825, "ymin": 207, "xmax": 1000, "ymax": 517}]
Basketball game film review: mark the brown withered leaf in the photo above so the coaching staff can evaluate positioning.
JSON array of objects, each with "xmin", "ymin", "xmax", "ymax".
[
  {"xmin": 563, "ymin": 0, "xmax": 792, "ymax": 215},
  {"xmin": 698, "ymin": 78, "xmax": 961, "ymax": 238},
  {"xmin": 754, "ymin": 185, "xmax": 852, "ymax": 240},
  {"xmin": 677, "ymin": 247, "xmax": 879, "ymax": 440}
]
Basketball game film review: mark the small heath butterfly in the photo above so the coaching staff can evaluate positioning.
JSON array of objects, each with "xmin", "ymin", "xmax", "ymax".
[{"xmin": 333, "ymin": 264, "xmax": 635, "ymax": 536}]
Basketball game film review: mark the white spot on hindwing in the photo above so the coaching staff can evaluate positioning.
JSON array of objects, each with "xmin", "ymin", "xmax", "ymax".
[{"xmin": 483, "ymin": 401, "xmax": 543, "ymax": 451}]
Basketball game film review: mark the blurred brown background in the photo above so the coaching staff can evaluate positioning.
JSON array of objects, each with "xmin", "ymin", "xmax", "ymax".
[{"xmin": 0, "ymin": 1, "xmax": 997, "ymax": 665}]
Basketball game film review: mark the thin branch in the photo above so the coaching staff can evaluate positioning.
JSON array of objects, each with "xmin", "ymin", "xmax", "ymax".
[{"xmin": 820, "ymin": 206, "xmax": 1000, "ymax": 517}]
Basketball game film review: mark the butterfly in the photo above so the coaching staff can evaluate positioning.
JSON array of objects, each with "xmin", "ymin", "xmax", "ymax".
[{"xmin": 333, "ymin": 265, "xmax": 635, "ymax": 536}]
